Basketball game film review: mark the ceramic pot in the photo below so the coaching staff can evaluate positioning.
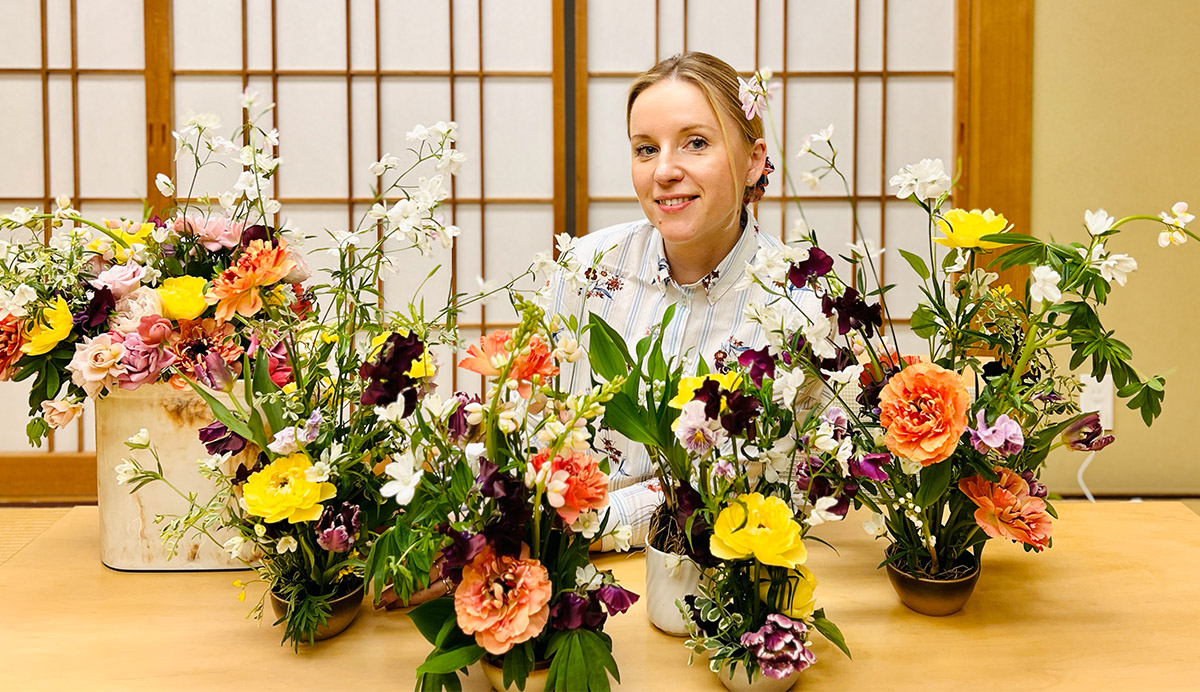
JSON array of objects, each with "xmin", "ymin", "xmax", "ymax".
[
  {"xmin": 885, "ymin": 549, "xmax": 981, "ymax": 616},
  {"xmin": 480, "ymin": 657, "xmax": 551, "ymax": 692},
  {"xmin": 269, "ymin": 582, "xmax": 365, "ymax": 641},
  {"xmin": 716, "ymin": 661, "xmax": 801, "ymax": 692},
  {"xmin": 95, "ymin": 383, "xmax": 255, "ymax": 571},
  {"xmin": 644, "ymin": 543, "xmax": 704, "ymax": 636}
]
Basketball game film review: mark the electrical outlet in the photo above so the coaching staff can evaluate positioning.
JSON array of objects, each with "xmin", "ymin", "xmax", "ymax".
[{"xmin": 1079, "ymin": 374, "xmax": 1113, "ymax": 430}]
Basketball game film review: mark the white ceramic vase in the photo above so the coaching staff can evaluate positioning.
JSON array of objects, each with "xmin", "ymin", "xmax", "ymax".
[
  {"xmin": 716, "ymin": 662, "xmax": 801, "ymax": 692},
  {"xmin": 644, "ymin": 543, "xmax": 704, "ymax": 636},
  {"xmin": 95, "ymin": 383, "xmax": 252, "ymax": 571}
]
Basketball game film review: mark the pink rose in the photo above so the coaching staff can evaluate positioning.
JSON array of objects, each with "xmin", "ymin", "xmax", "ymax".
[
  {"xmin": 117, "ymin": 333, "xmax": 175, "ymax": 390},
  {"xmin": 174, "ymin": 213, "xmax": 244, "ymax": 251},
  {"xmin": 108, "ymin": 286, "xmax": 164, "ymax": 333},
  {"xmin": 91, "ymin": 262, "xmax": 146, "ymax": 299},
  {"xmin": 40, "ymin": 398, "xmax": 84, "ymax": 429},
  {"xmin": 137, "ymin": 315, "xmax": 173, "ymax": 346},
  {"xmin": 282, "ymin": 249, "xmax": 312, "ymax": 284},
  {"xmin": 67, "ymin": 333, "xmax": 127, "ymax": 398}
]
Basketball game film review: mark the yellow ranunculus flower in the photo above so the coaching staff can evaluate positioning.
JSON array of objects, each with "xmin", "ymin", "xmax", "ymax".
[
  {"xmin": 88, "ymin": 220, "xmax": 154, "ymax": 262},
  {"xmin": 760, "ymin": 565, "xmax": 819, "ymax": 619},
  {"xmin": 933, "ymin": 208, "xmax": 1011, "ymax": 250},
  {"xmin": 156, "ymin": 276, "xmax": 209, "ymax": 321},
  {"xmin": 668, "ymin": 371, "xmax": 742, "ymax": 408},
  {"xmin": 20, "ymin": 296, "xmax": 74, "ymax": 355},
  {"xmin": 709, "ymin": 493, "xmax": 807, "ymax": 568},
  {"xmin": 242, "ymin": 453, "xmax": 337, "ymax": 524}
]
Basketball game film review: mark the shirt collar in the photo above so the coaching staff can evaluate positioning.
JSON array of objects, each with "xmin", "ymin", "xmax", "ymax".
[{"xmin": 650, "ymin": 211, "xmax": 761, "ymax": 304}]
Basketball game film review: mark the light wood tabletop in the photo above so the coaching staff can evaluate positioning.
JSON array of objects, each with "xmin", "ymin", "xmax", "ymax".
[{"xmin": 3, "ymin": 502, "xmax": 1200, "ymax": 692}]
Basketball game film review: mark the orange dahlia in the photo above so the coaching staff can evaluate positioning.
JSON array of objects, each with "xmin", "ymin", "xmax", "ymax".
[
  {"xmin": 959, "ymin": 467, "xmax": 1052, "ymax": 551},
  {"xmin": 205, "ymin": 239, "xmax": 295, "ymax": 323},
  {"xmin": 0, "ymin": 314, "xmax": 26, "ymax": 380},
  {"xmin": 878, "ymin": 361, "xmax": 969, "ymax": 466}
]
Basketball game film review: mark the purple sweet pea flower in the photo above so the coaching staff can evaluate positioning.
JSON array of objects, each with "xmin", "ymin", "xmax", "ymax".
[
  {"xmin": 821, "ymin": 286, "xmax": 884, "ymax": 338},
  {"xmin": 1061, "ymin": 412, "xmax": 1114, "ymax": 452},
  {"xmin": 1021, "ymin": 470, "xmax": 1048, "ymax": 498},
  {"xmin": 72, "ymin": 286, "xmax": 115, "ymax": 331},
  {"xmin": 359, "ymin": 331, "xmax": 424, "ymax": 411},
  {"xmin": 447, "ymin": 391, "xmax": 480, "ymax": 443},
  {"xmin": 596, "ymin": 584, "xmax": 639, "ymax": 615},
  {"xmin": 198, "ymin": 420, "xmax": 247, "ymax": 455},
  {"xmin": 968, "ymin": 410, "xmax": 1025, "ymax": 456},
  {"xmin": 315, "ymin": 502, "xmax": 361, "ymax": 553},
  {"xmin": 787, "ymin": 247, "xmax": 834, "ymax": 288},
  {"xmin": 737, "ymin": 345, "xmax": 776, "ymax": 387},
  {"xmin": 849, "ymin": 452, "xmax": 890, "ymax": 481},
  {"xmin": 550, "ymin": 592, "xmax": 607, "ymax": 631},
  {"xmin": 438, "ymin": 525, "xmax": 487, "ymax": 582},
  {"xmin": 740, "ymin": 613, "xmax": 817, "ymax": 680}
]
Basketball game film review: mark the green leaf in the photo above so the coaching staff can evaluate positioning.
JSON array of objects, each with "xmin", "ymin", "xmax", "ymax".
[
  {"xmin": 252, "ymin": 350, "xmax": 285, "ymax": 434},
  {"xmin": 914, "ymin": 460, "xmax": 953, "ymax": 508},
  {"xmin": 587, "ymin": 313, "xmax": 633, "ymax": 381},
  {"xmin": 502, "ymin": 643, "xmax": 533, "ymax": 691},
  {"xmin": 183, "ymin": 377, "xmax": 265, "ymax": 449},
  {"xmin": 600, "ymin": 391, "xmax": 661, "ymax": 446},
  {"xmin": 979, "ymin": 231, "xmax": 1041, "ymax": 245},
  {"xmin": 408, "ymin": 597, "xmax": 457, "ymax": 645},
  {"xmin": 898, "ymin": 249, "xmax": 930, "ymax": 281},
  {"xmin": 812, "ymin": 616, "xmax": 852, "ymax": 659},
  {"xmin": 415, "ymin": 644, "xmax": 485, "ymax": 675},
  {"xmin": 909, "ymin": 305, "xmax": 940, "ymax": 339}
]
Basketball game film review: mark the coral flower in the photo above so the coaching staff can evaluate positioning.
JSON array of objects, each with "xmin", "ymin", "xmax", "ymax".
[
  {"xmin": 878, "ymin": 361, "xmax": 969, "ymax": 466},
  {"xmin": 459, "ymin": 330, "xmax": 559, "ymax": 398},
  {"xmin": 530, "ymin": 449, "xmax": 609, "ymax": 524},
  {"xmin": 959, "ymin": 467, "xmax": 1052, "ymax": 551},
  {"xmin": 454, "ymin": 545, "xmax": 552, "ymax": 655},
  {"xmin": 0, "ymin": 314, "xmax": 26, "ymax": 379},
  {"xmin": 206, "ymin": 239, "xmax": 295, "ymax": 323},
  {"xmin": 710, "ymin": 493, "xmax": 807, "ymax": 568},
  {"xmin": 933, "ymin": 208, "xmax": 1011, "ymax": 250},
  {"xmin": 242, "ymin": 453, "xmax": 337, "ymax": 524}
]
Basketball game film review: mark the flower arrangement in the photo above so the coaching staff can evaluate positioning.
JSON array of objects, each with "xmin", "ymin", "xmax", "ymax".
[
  {"xmin": 0, "ymin": 96, "xmax": 317, "ymax": 446},
  {"xmin": 735, "ymin": 69, "xmax": 1193, "ymax": 588},
  {"xmin": 365, "ymin": 296, "xmax": 638, "ymax": 692},
  {"xmin": 110, "ymin": 90, "xmax": 486, "ymax": 647}
]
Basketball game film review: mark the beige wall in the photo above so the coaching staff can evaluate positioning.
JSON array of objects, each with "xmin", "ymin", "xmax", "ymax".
[{"xmin": 1033, "ymin": 0, "xmax": 1200, "ymax": 495}]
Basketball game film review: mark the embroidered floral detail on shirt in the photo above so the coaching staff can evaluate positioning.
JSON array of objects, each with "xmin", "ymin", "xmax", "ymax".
[
  {"xmin": 584, "ymin": 267, "xmax": 625, "ymax": 300},
  {"xmin": 600, "ymin": 434, "xmax": 628, "ymax": 477},
  {"xmin": 713, "ymin": 338, "xmax": 748, "ymax": 373},
  {"xmin": 652, "ymin": 257, "xmax": 673, "ymax": 287},
  {"xmin": 700, "ymin": 268, "xmax": 720, "ymax": 293}
]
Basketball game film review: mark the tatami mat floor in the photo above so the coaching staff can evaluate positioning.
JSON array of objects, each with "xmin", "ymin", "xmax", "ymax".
[
  {"xmin": 0, "ymin": 508, "xmax": 70, "ymax": 565},
  {"xmin": 2, "ymin": 502, "xmax": 1199, "ymax": 566}
]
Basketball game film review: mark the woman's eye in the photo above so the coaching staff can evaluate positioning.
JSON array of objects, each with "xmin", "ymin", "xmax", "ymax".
[
  {"xmin": 634, "ymin": 144, "xmax": 658, "ymax": 158},
  {"xmin": 685, "ymin": 137, "xmax": 708, "ymax": 151}
]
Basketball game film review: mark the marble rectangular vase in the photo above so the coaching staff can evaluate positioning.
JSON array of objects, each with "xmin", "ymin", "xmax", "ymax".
[{"xmin": 95, "ymin": 383, "xmax": 251, "ymax": 571}]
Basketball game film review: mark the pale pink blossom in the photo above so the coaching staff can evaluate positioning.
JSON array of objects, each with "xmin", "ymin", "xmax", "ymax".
[
  {"xmin": 108, "ymin": 286, "xmax": 163, "ymax": 334},
  {"xmin": 91, "ymin": 262, "xmax": 146, "ymax": 299},
  {"xmin": 117, "ymin": 333, "xmax": 174, "ymax": 390},
  {"xmin": 173, "ymin": 213, "xmax": 245, "ymax": 251},
  {"xmin": 68, "ymin": 333, "xmax": 127, "ymax": 398},
  {"xmin": 40, "ymin": 398, "xmax": 83, "ymax": 429}
]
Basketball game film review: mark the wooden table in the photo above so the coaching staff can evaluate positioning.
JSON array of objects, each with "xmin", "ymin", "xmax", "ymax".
[{"xmin": 3, "ymin": 502, "xmax": 1200, "ymax": 691}]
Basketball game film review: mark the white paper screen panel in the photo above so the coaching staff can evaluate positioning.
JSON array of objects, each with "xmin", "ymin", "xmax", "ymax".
[{"xmin": 583, "ymin": 0, "xmax": 957, "ymax": 328}]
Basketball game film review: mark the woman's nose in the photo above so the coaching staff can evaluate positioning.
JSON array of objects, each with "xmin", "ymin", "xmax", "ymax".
[{"xmin": 653, "ymin": 150, "xmax": 683, "ymax": 185}]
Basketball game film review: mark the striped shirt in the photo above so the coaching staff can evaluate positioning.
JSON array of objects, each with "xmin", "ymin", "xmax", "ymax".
[{"xmin": 543, "ymin": 214, "xmax": 821, "ymax": 550}]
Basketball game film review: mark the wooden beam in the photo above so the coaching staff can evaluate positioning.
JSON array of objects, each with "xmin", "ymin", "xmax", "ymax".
[
  {"xmin": 956, "ymin": 0, "xmax": 1034, "ymax": 292},
  {"xmin": 144, "ymin": 0, "xmax": 173, "ymax": 215},
  {"xmin": 0, "ymin": 452, "xmax": 96, "ymax": 504}
]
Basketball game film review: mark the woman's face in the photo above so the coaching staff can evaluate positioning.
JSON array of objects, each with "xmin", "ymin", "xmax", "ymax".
[{"xmin": 628, "ymin": 79, "xmax": 765, "ymax": 253}]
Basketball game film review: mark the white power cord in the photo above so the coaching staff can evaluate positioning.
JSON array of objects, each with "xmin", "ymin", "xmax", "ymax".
[{"xmin": 1076, "ymin": 451, "xmax": 1097, "ymax": 503}]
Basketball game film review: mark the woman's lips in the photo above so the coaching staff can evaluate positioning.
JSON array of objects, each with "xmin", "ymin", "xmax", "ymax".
[{"xmin": 656, "ymin": 195, "xmax": 698, "ymax": 213}]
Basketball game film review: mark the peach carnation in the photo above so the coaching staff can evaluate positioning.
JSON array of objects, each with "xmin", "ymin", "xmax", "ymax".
[
  {"xmin": 959, "ymin": 467, "xmax": 1052, "ymax": 551},
  {"xmin": 453, "ymin": 545, "xmax": 552, "ymax": 655},
  {"xmin": 531, "ymin": 449, "xmax": 609, "ymax": 525},
  {"xmin": 205, "ymin": 239, "xmax": 295, "ymax": 323},
  {"xmin": 459, "ymin": 330, "xmax": 559, "ymax": 398},
  {"xmin": 878, "ymin": 360, "xmax": 969, "ymax": 466}
]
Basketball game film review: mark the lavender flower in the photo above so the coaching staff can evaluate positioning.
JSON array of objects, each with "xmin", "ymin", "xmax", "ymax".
[
  {"xmin": 968, "ymin": 410, "xmax": 1025, "ymax": 456},
  {"xmin": 596, "ymin": 584, "xmax": 639, "ymax": 615},
  {"xmin": 1061, "ymin": 412, "xmax": 1114, "ymax": 452},
  {"xmin": 315, "ymin": 502, "xmax": 361, "ymax": 553},
  {"xmin": 674, "ymin": 400, "xmax": 725, "ymax": 454},
  {"xmin": 740, "ymin": 613, "xmax": 817, "ymax": 680}
]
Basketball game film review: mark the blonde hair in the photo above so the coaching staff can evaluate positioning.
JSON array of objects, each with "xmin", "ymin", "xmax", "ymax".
[{"xmin": 626, "ymin": 52, "xmax": 764, "ymax": 212}]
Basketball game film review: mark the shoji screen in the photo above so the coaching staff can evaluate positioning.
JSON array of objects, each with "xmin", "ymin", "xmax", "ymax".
[{"xmin": 580, "ymin": 0, "xmax": 957, "ymax": 350}]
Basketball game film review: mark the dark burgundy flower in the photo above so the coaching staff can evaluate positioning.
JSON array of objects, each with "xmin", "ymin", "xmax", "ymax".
[
  {"xmin": 681, "ymin": 594, "xmax": 721, "ymax": 637},
  {"xmin": 233, "ymin": 452, "xmax": 268, "ymax": 486},
  {"xmin": 198, "ymin": 420, "xmax": 247, "ymax": 455},
  {"xmin": 787, "ymin": 247, "xmax": 834, "ymax": 287},
  {"xmin": 437, "ymin": 525, "xmax": 487, "ymax": 582},
  {"xmin": 239, "ymin": 224, "xmax": 277, "ymax": 248},
  {"xmin": 849, "ymin": 453, "xmax": 890, "ymax": 481},
  {"xmin": 738, "ymin": 345, "xmax": 777, "ymax": 387},
  {"xmin": 1021, "ymin": 470, "xmax": 1049, "ymax": 498},
  {"xmin": 448, "ymin": 391, "xmax": 480, "ymax": 443},
  {"xmin": 596, "ymin": 584, "xmax": 639, "ymax": 615},
  {"xmin": 821, "ymin": 287, "xmax": 883, "ymax": 338},
  {"xmin": 476, "ymin": 460, "xmax": 530, "ymax": 557},
  {"xmin": 359, "ymin": 331, "xmax": 425, "ymax": 410},
  {"xmin": 689, "ymin": 378, "xmax": 725, "ymax": 421},
  {"xmin": 550, "ymin": 592, "xmax": 607, "ymax": 631},
  {"xmin": 673, "ymin": 483, "xmax": 719, "ymax": 568},
  {"xmin": 315, "ymin": 502, "xmax": 361, "ymax": 553},
  {"xmin": 720, "ymin": 389, "xmax": 761, "ymax": 440},
  {"xmin": 73, "ymin": 286, "xmax": 115, "ymax": 331},
  {"xmin": 1061, "ymin": 412, "xmax": 1114, "ymax": 452}
]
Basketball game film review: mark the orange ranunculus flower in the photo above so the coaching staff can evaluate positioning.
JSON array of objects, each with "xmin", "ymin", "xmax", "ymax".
[
  {"xmin": 959, "ymin": 467, "xmax": 1052, "ymax": 551},
  {"xmin": 454, "ymin": 545, "xmax": 552, "ymax": 655},
  {"xmin": 458, "ymin": 330, "xmax": 559, "ymax": 398},
  {"xmin": 531, "ymin": 449, "xmax": 609, "ymax": 524},
  {"xmin": 205, "ymin": 239, "xmax": 295, "ymax": 323},
  {"xmin": 878, "ymin": 360, "xmax": 969, "ymax": 466},
  {"xmin": 0, "ymin": 314, "xmax": 25, "ymax": 380}
]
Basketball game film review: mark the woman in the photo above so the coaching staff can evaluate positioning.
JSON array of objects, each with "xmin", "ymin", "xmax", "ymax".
[{"xmin": 545, "ymin": 52, "xmax": 821, "ymax": 551}]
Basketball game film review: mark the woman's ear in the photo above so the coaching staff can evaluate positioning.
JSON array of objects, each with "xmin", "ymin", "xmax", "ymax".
[{"xmin": 746, "ymin": 138, "xmax": 768, "ymax": 183}]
